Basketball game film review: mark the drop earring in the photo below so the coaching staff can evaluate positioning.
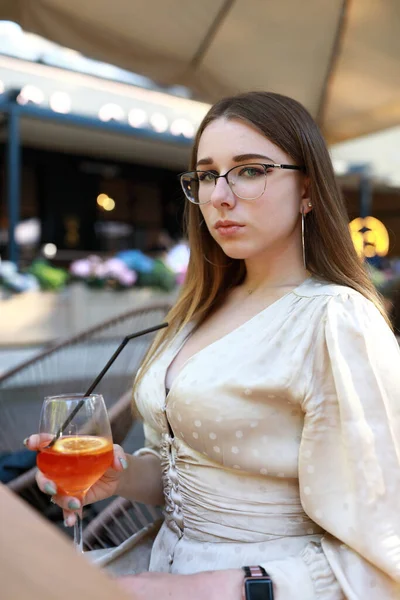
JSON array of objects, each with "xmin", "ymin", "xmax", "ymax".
[
  {"xmin": 301, "ymin": 203, "xmax": 312, "ymax": 269},
  {"xmin": 301, "ymin": 207, "xmax": 306, "ymax": 270}
]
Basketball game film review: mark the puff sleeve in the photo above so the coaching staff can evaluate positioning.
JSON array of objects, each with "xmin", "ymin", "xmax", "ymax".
[{"xmin": 260, "ymin": 292, "xmax": 400, "ymax": 599}]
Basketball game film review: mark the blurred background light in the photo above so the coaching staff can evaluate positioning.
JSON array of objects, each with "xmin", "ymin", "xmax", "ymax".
[
  {"xmin": 96, "ymin": 193, "xmax": 108, "ymax": 207},
  {"xmin": 43, "ymin": 243, "xmax": 58, "ymax": 258},
  {"xmin": 150, "ymin": 112, "xmax": 168, "ymax": 133},
  {"xmin": 49, "ymin": 90, "xmax": 71, "ymax": 113},
  {"xmin": 170, "ymin": 118, "xmax": 194, "ymax": 138},
  {"xmin": 98, "ymin": 103, "xmax": 124, "ymax": 122},
  {"xmin": 103, "ymin": 197, "xmax": 115, "ymax": 211},
  {"xmin": 332, "ymin": 159, "xmax": 349, "ymax": 176},
  {"xmin": 17, "ymin": 84, "xmax": 44, "ymax": 105},
  {"xmin": 97, "ymin": 194, "xmax": 115, "ymax": 211},
  {"xmin": 350, "ymin": 217, "xmax": 389, "ymax": 259},
  {"xmin": 14, "ymin": 218, "xmax": 41, "ymax": 245},
  {"xmin": 128, "ymin": 108, "xmax": 147, "ymax": 128}
]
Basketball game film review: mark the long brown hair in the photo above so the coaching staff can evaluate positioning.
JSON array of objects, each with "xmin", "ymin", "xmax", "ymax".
[{"xmin": 134, "ymin": 91, "xmax": 389, "ymax": 391}]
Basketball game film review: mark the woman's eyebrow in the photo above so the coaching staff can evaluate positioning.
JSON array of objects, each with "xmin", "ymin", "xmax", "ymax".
[
  {"xmin": 233, "ymin": 153, "xmax": 275, "ymax": 163},
  {"xmin": 196, "ymin": 157, "xmax": 213, "ymax": 167},
  {"xmin": 196, "ymin": 153, "xmax": 275, "ymax": 167}
]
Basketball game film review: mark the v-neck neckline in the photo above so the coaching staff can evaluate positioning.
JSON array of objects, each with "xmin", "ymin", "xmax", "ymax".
[{"xmin": 164, "ymin": 276, "xmax": 314, "ymax": 399}]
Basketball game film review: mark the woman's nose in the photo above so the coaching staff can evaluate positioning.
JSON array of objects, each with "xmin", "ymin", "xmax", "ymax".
[{"xmin": 210, "ymin": 177, "xmax": 236, "ymax": 208}]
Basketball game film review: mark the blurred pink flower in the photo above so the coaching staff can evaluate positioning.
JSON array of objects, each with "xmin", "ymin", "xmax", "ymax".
[
  {"xmin": 70, "ymin": 259, "xmax": 92, "ymax": 278},
  {"xmin": 70, "ymin": 255, "xmax": 137, "ymax": 286},
  {"xmin": 93, "ymin": 262, "xmax": 108, "ymax": 278},
  {"xmin": 104, "ymin": 258, "xmax": 127, "ymax": 277},
  {"xmin": 117, "ymin": 269, "xmax": 137, "ymax": 287}
]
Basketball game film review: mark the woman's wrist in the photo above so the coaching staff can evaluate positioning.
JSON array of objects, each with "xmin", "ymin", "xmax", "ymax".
[
  {"xmin": 191, "ymin": 568, "xmax": 243, "ymax": 600},
  {"xmin": 115, "ymin": 453, "xmax": 163, "ymax": 505}
]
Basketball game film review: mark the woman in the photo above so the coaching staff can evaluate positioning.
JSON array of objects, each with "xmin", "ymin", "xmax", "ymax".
[{"xmin": 27, "ymin": 92, "xmax": 400, "ymax": 599}]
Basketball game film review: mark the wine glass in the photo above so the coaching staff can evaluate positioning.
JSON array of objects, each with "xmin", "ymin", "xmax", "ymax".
[{"xmin": 37, "ymin": 393, "xmax": 113, "ymax": 553}]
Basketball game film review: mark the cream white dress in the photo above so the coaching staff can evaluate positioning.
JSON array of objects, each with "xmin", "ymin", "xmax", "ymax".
[{"xmin": 97, "ymin": 277, "xmax": 400, "ymax": 599}]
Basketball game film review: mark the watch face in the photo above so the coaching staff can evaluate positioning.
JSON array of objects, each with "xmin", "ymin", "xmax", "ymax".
[{"xmin": 245, "ymin": 579, "xmax": 274, "ymax": 600}]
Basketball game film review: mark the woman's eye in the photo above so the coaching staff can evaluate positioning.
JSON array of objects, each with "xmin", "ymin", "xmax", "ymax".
[
  {"xmin": 239, "ymin": 167, "xmax": 264, "ymax": 178},
  {"xmin": 198, "ymin": 172, "xmax": 216, "ymax": 183}
]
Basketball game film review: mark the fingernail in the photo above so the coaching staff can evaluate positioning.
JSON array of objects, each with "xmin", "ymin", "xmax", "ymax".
[
  {"xmin": 68, "ymin": 499, "xmax": 81, "ymax": 510},
  {"xmin": 44, "ymin": 482, "xmax": 57, "ymax": 495},
  {"xmin": 119, "ymin": 456, "xmax": 128, "ymax": 470},
  {"xmin": 23, "ymin": 437, "xmax": 30, "ymax": 448}
]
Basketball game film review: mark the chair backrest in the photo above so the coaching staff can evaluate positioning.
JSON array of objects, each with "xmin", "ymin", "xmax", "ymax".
[
  {"xmin": 0, "ymin": 300, "xmax": 171, "ymax": 454},
  {"xmin": 83, "ymin": 495, "xmax": 163, "ymax": 551}
]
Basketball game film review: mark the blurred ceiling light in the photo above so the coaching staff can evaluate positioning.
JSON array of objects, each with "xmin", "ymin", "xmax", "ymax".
[
  {"xmin": 150, "ymin": 112, "xmax": 168, "ymax": 133},
  {"xmin": 43, "ymin": 243, "xmax": 58, "ymax": 259},
  {"xmin": 17, "ymin": 84, "xmax": 44, "ymax": 106},
  {"xmin": 50, "ymin": 91, "xmax": 71, "ymax": 114},
  {"xmin": 97, "ymin": 193, "xmax": 116, "ymax": 211},
  {"xmin": 97, "ymin": 193, "xmax": 108, "ymax": 207},
  {"xmin": 98, "ymin": 103, "xmax": 125, "ymax": 122},
  {"xmin": 332, "ymin": 159, "xmax": 348, "ymax": 176},
  {"xmin": 170, "ymin": 118, "xmax": 195, "ymax": 138},
  {"xmin": 128, "ymin": 108, "xmax": 147, "ymax": 128},
  {"xmin": 103, "ymin": 197, "xmax": 116, "ymax": 211}
]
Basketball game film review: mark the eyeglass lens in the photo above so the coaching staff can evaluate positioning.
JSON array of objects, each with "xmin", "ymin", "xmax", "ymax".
[{"xmin": 181, "ymin": 164, "xmax": 267, "ymax": 204}]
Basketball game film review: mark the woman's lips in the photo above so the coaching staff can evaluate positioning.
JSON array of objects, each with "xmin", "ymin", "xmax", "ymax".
[
  {"xmin": 214, "ymin": 221, "xmax": 245, "ymax": 236},
  {"xmin": 217, "ymin": 225, "xmax": 244, "ymax": 236}
]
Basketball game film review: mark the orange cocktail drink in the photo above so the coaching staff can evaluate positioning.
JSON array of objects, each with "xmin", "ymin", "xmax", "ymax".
[{"xmin": 37, "ymin": 435, "xmax": 113, "ymax": 496}]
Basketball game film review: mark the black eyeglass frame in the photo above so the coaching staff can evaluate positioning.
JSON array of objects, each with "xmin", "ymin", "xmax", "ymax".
[{"xmin": 179, "ymin": 163, "xmax": 306, "ymax": 204}]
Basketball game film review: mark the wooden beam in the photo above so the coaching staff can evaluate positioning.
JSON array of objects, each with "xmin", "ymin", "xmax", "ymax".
[
  {"xmin": 316, "ymin": 0, "xmax": 350, "ymax": 128},
  {"xmin": 190, "ymin": 0, "xmax": 236, "ymax": 69}
]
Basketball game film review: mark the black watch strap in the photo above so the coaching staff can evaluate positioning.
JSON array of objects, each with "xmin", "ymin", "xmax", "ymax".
[{"xmin": 242, "ymin": 565, "xmax": 274, "ymax": 599}]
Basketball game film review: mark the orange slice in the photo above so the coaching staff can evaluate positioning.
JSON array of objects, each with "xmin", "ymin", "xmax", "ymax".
[{"xmin": 54, "ymin": 436, "xmax": 110, "ymax": 455}]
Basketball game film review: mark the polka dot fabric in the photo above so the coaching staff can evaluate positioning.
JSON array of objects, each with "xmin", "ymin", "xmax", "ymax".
[{"xmin": 131, "ymin": 277, "xmax": 400, "ymax": 598}]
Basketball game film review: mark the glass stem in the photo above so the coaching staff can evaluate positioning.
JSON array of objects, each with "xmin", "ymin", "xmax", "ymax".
[{"xmin": 73, "ymin": 506, "xmax": 84, "ymax": 553}]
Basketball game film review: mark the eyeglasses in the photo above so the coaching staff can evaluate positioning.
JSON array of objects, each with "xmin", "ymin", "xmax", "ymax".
[{"xmin": 179, "ymin": 163, "xmax": 305, "ymax": 205}]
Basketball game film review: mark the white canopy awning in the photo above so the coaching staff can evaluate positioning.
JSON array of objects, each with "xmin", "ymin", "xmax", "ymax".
[{"xmin": 0, "ymin": 0, "xmax": 399, "ymax": 144}]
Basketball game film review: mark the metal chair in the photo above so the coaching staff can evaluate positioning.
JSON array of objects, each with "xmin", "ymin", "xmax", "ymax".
[{"xmin": 83, "ymin": 495, "xmax": 163, "ymax": 551}]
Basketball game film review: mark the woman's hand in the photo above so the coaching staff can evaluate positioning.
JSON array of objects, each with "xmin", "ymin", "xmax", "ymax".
[
  {"xmin": 117, "ymin": 569, "xmax": 243, "ymax": 600},
  {"xmin": 24, "ymin": 434, "xmax": 128, "ymax": 526}
]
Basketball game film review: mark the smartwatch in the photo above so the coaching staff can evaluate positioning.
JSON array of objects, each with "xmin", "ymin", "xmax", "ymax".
[{"xmin": 242, "ymin": 566, "xmax": 274, "ymax": 600}]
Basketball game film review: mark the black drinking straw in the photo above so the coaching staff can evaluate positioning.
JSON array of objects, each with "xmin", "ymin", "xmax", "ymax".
[{"xmin": 47, "ymin": 322, "xmax": 168, "ymax": 447}]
